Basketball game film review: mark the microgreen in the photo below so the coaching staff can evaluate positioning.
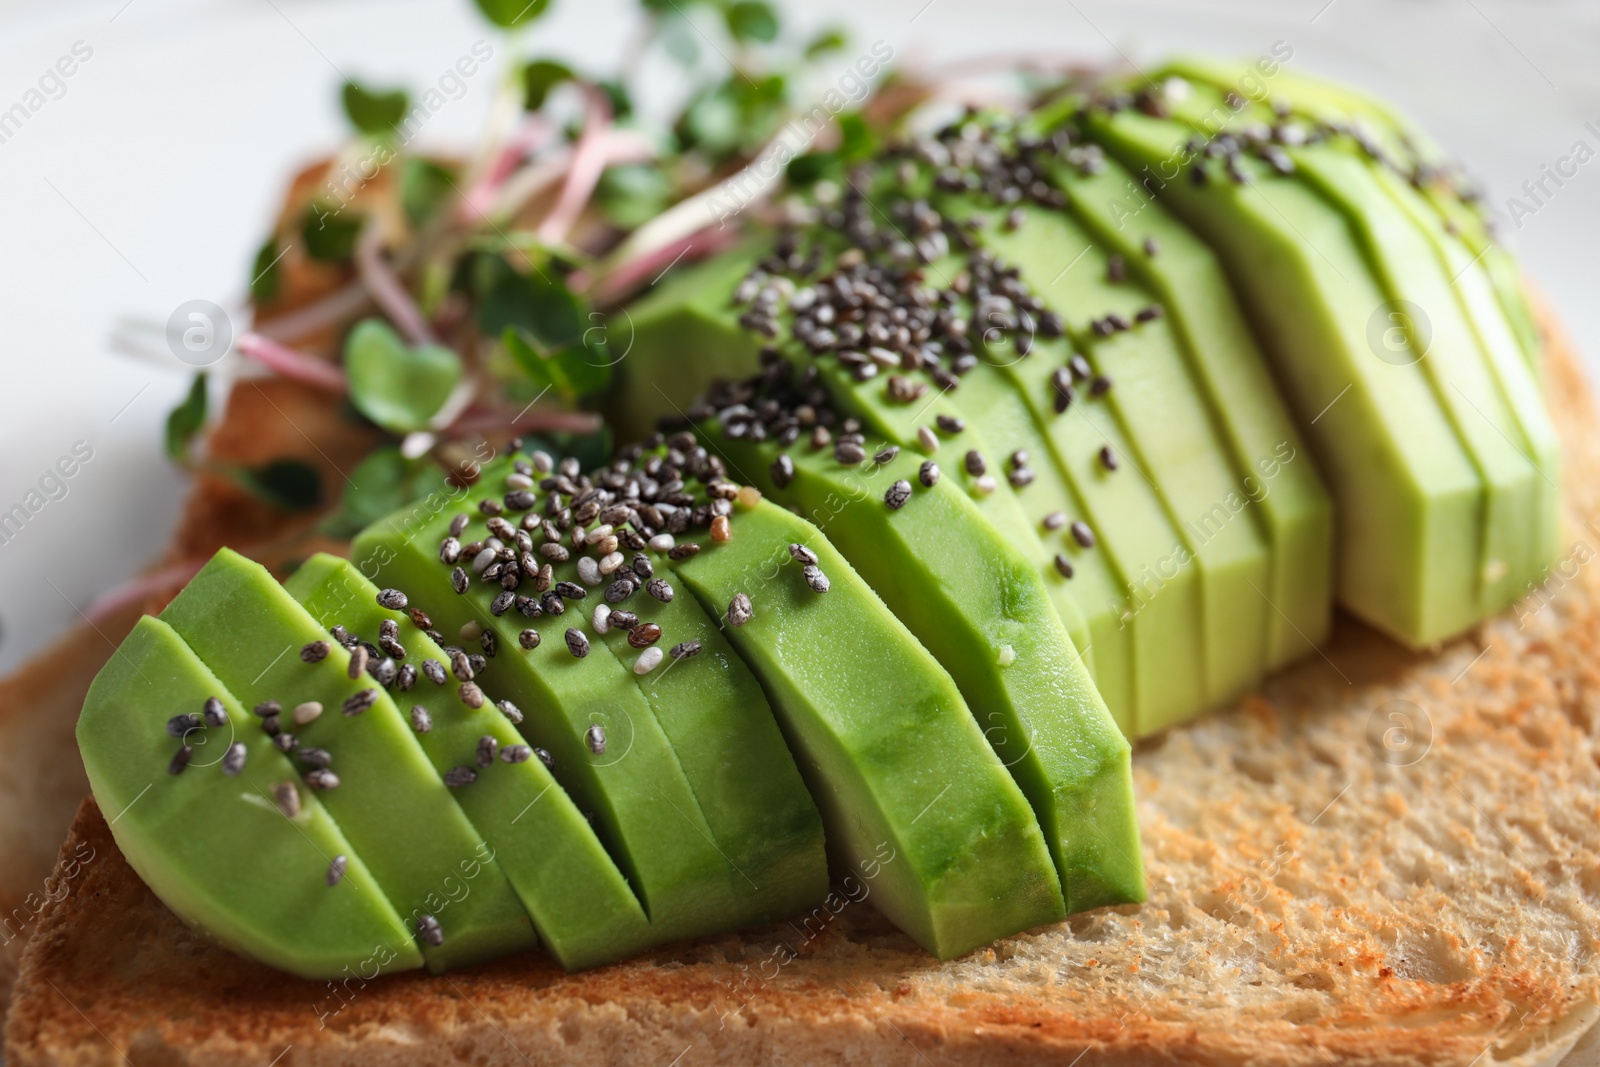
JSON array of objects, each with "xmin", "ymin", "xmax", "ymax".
[
  {"xmin": 520, "ymin": 59, "xmax": 575, "ymax": 111},
  {"xmin": 473, "ymin": 0, "xmax": 551, "ymax": 28},
  {"xmin": 344, "ymin": 319, "xmax": 463, "ymax": 433},
  {"xmin": 301, "ymin": 204, "xmax": 363, "ymax": 263},
  {"xmin": 341, "ymin": 80, "xmax": 410, "ymax": 135},
  {"xmin": 164, "ymin": 373, "xmax": 208, "ymax": 461},
  {"xmin": 250, "ymin": 238, "xmax": 282, "ymax": 304},
  {"xmin": 401, "ymin": 159, "xmax": 457, "ymax": 228},
  {"xmin": 319, "ymin": 446, "xmax": 434, "ymax": 538},
  {"xmin": 231, "ymin": 458, "xmax": 323, "ymax": 511}
]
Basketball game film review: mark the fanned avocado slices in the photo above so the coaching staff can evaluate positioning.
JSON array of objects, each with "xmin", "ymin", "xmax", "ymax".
[
  {"xmin": 352, "ymin": 459, "xmax": 827, "ymax": 944},
  {"xmin": 673, "ymin": 497, "xmax": 1068, "ymax": 956},
  {"xmin": 160, "ymin": 549, "xmax": 537, "ymax": 972},
  {"xmin": 1081, "ymin": 71, "xmax": 1557, "ymax": 645},
  {"xmin": 284, "ymin": 554, "xmax": 655, "ymax": 971},
  {"xmin": 78, "ymin": 616, "xmax": 422, "ymax": 980}
]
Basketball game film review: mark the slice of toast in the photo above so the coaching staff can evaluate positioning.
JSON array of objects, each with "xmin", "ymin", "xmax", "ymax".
[{"xmin": 3, "ymin": 299, "xmax": 1599, "ymax": 1065}]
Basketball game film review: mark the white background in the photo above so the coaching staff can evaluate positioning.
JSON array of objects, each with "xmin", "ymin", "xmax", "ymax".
[{"xmin": 2, "ymin": 0, "xmax": 1598, "ymax": 674}]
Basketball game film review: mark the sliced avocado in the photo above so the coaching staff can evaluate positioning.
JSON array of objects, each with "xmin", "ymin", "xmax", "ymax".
[
  {"xmin": 672, "ymin": 498, "xmax": 1067, "ymax": 956},
  {"xmin": 161, "ymin": 549, "xmax": 535, "ymax": 972},
  {"xmin": 589, "ymin": 562, "xmax": 830, "ymax": 926},
  {"xmin": 1031, "ymin": 147, "xmax": 1334, "ymax": 668},
  {"xmin": 78, "ymin": 616, "xmax": 422, "ymax": 980},
  {"xmin": 352, "ymin": 485, "xmax": 781, "ymax": 944},
  {"xmin": 1085, "ymin": 101, "xmax": 1484, "ymax": 646},
  {"xmin": 284, "ymin": 553, "xmax": 654, "ymax": 970},
  {"xmin": 958, "ymin": 197, "xmax": 1272, "ymax": 713},
  {"xmin": 702, "ymin": 417, "xmax": 1142, "ymax": 912}
]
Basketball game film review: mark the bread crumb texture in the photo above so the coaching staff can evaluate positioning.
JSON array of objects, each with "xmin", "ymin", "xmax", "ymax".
[{"xmin": 5, "ymin": 300, "xmax": 1600, "ymax": 1066}]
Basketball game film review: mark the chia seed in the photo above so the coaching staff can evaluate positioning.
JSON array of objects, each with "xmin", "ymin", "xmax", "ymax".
[
  {"xmin": 646, "ymin": 578, "xmax": 674, "ymax": 603},
  {"xmin": 668, "ymin": 544, "xmax": 700, "ymax": 561},
  {"xmin": 410, "ymin": 705, "xmax": 432, "ymax": 733},
  {"xmin": 1099, "ymin": 445, "xmax": 1119, "ymax": 471},
  {"xmin": 628, "ymin": 623, "xmax": 663, "ymax": 648},
  {"xmin": 459, "ymin": 682, "xmax": 486, "ymax": 709},
  {"xmin": 273, "ymin": 781, "xmax": 301, "ymax": 819},
  {"xmin": 936, "ymin": 414, "xmax": 966, "ymax": 435},
  {"xmin": 168, "ymin": 744, "xmax": 193, "ymax": 775},
  {"xmin": 299, "ymin": 747, "xmax": 333, "ymax": 769},
  {"xmin": 1070, "ymin": 520, "xmax": 1096, "ymax": 548},
  {"xmin": 634, "ymin": 646, "xmax": 664, "ymax": 674},
  {"xmin": 565, "ymin": 629, "xmax": 590, "ymax": 658},
  {"xmin": 422, "ymin": 658, "xmax": 447, "ymax": 685},
  {"xmin": 965, "ymin": 450, "xmax": 986, "ymax": 476},
  {"xmin": 347, "ymin": 645, "xmax": 368, "ymax": 680},
  {"xmin": 1054, "ymin": 554, "xmax": 1076, "ymax": 578},
  {"xmin": 501, "ymin": 744, "xmax": 532, "ymax": 764},
  {"xmin": 670, "ymin": 640, "xmax": 702, "ymax": 660},
  {"xmin": 518, "ymin": 629, "xmax": 541, "ymax": 651},
  {"xmin": 327, "ymin": 855, "xmax": 348, "ymax": 886},
  {"xmin": 885, "ymin": 480, "xmax": 912, "ymax": 509},
  {"xmin": 342, "ymin": 689, "xmax": 377, "ymax": 716},
  {"xmin": 451, "ymin": 567, "xmax": 469, "ymax": 595},
  {"xmin": 586, "ymin": 725, "xmax": 606, "ymax": 755},
  {"xmin": 305, "ymin": 769, "xmax": 340, "ymax": 790},
  {"xmin": 444, "ymin": 766, "xmax": 477, "ymax": 788},
  {"xmin": 300, "ymin": 641, "xmax": 330, "ymax": 664},
  {"xmin": 376, "ymin": 588, "xmax": 408, "ymax": 611},
  {"xmin": 919, "ymin": 460, "xmax": 940, "ymax": 487},
  {"xmin": 166, "ymin": 713, "xmax": 202, "ymax": 738},
  {"xmin": 727, "ymin": 592, "xmax": 754, "ymax": 627},
  {"xmin": 788, "ymin": 543, "xmax": 818, "ymax": 566},
  {"xmin": 222, "ymin": 742, "xmax": 247, "ymax": 777},
  {"xmin": 476, "ymin": 735, "xmax": 498, "ymax": 768},
  {"xmin": 803, "ymin": 564, "xmax": 830, "ymax": 593},
  {"xmin": 1043, "ymin": 512, "xmax": 1066, "ymax": 531},
  {"xmin": 874, "ymin": 446, "xmax": 900, "ymax": 466},
  {"xmin": 497, "ymin": 699, "xmax": 524, "ymax": 726}
]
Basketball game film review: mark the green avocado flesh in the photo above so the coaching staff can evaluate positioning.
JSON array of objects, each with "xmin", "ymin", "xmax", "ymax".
[
  {"xmin": 1084, "ymin": 103, "xmax": 1486, "ymax": 646},
  {"xmin": 352, "ymin": 474, "xmax": 824, "ymax": 943},
  {"xmin": 160, "ymin": 550, "xmax": 535, "ymax": 972},
  {"xmin": 283, "ymin": 554, "xmax": 654, "ymax": 970},
  {"xmin": 589, "ymin": 562, "xmax": 830, "ymax": 926},
  {"xmin": 703, "ymin": 421, "xmax": 1143, "ymax": 912},
  {"xmin": 1029, "ymin": 151, "xmax": 1334, "ymax": 670},
  {"xmin": 77, "ymin": 616, "xmax": 422, "ymax": 980},
  {"xmin": 673, "ymin": 498, "xmax": 1067, "ymax": 956}
]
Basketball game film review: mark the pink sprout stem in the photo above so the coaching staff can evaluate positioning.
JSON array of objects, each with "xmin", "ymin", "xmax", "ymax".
[
  {"xmin": 535, "ymin": 85, "xmax": 613, "ymax": 245},
  {"xmin": 586, "ymin": 226, "xmax": 737, "ymax": 304},
  {"xmin": 356, "ymin": 225, "xmax": 435, "ymax": 346},
  {"xmin": 460, "ymin": 114, "xmax": 554, "ymax": 224},
  {"xmin": 84, "ymin": 558, "xmax": 207, "ymax": 624},
  {"xmin": 235, "ymin": 332, "xmax": 348, "ymax": 393}
]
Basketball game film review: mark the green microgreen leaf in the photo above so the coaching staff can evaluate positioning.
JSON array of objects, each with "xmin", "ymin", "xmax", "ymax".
[
  {"xmin": 250, "ymin": 238, "xmax": 283, "ymax": 304},
  {"xmin": 724, "ymin": 0, "xmax": 779, "ymax": 43},
  {"xmin": 164, "ymin": 373, "xmax": 208, "ymax": 462},
  {"xmin": 596, "ymin": 163, "xmax": 671, "ymax": 228},
  {"xmin": 473, "ymin": 254, "xmax": 585, "ymax": 351},
  {"xmin": 804, "ymin": 26, "xmax": 848, "ymax": 59},
  {"xmin": 341, "ymin": 80, "xmax": 410, "ymax": 135},
  {"xmin": 401, "ymin": 158, "xmax": 457, "ymax": 228},
  {"xmin": 233, "ymin": 459, "xmax": 323, "ymax": 511},
  {"xmin": 319, "ymin": 445, "xmax": 433, "ymax": 539},
  {"xmin": 474, "ymin": 0, "xmax": 552, "ymax": 28},
  {"xmin": 301, "ymin": 204, "xmax": 363, "ymax": 263},
  {"xmin": 503, "ymin": 328, "xmax": 613, "ymax": 404},
  {"xmin": 520, "ymin": 59, "xmax": 575, "ymax": 111},
  {"xmin": 343, "ymin": 319, "xmax": 464, "ymax": 434}
]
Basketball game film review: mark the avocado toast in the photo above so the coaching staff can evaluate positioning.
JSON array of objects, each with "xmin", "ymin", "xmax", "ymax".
[{"xmin": 5, "ymin": 51, "xmax": 1596, "ymax": 1067}]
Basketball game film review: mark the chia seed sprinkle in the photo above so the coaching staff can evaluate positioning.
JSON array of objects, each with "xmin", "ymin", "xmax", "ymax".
[
  {"xmin": 346, "ymin": 645, "xmax": 368, "ymax": 679},
  {"xmin": 727, "ymin": 592, "xmax": 754, "ymax": 627},
  {"xmin": 1090, "ymin": 375, "xmax": 1112, "ymax": 397},
  {"xmin": 450, "ymin": 650, "xmax": 474, "ymax": 681},
  {"xmin": 975, "ymin": 474, "xmax": 998, "ymax": 495},
  {"xmin": 1054, "ymin": 554, "xmax": 1076, "ymax": 578},
  {"xmin": 166, "ymin": 713, "xmax": 202, "ymax": 738},
  {"xmin": 535, "ymin": 747, "xmax": 554, "ymax": 769},
  {"xmin": 273, "ymin": 781, "xmax": 301, "ymax": 819},
  {"xmin": 874, "ymin": 445, "xmax": 900, "ymax": 466},
  {"xmin": 449, "ymin": 514, "xmax": 471, "ymax": 536},
  {"xmin": 936, "ymin": 414, "xmax": 966, "ymax": 434},
  {"xmin": 646, "ymin": 578, "xmax": 674, "ymax": 603},
  {"xmin": 476, "ymin": 735, "xmax": 499, "ymax": 768},
  {"xmin": 919, "ymin": 460, "xmax": 940, "ymax": 487},
  {"xmin": 376, "ymin": 588, "xmax": 408, "ymax": 610},
  {"xmin": 444, "ymin": 766, "xmax": 477, "ymax": 788},
  {"xmin": 1143, "ymin": 236, "xmax": 1160, "ymax": 256},
  {"xmin": 502, "ymin": 744, "xmax": 533, "ymax": 764},
  {"xmin": 710, "ymin": 515, "xmax": 732, "ymax": 542},
  {"xmin": 1009, "ymin": 467, "xmax": 1036, "ymax": 489},
  {"xmin": 300, "ymin": 641, "xmax": 330, "ymax": 664},
  {"xmin": 410, "ymin": 705, "xmax": 432, "ymax": 733},
  {"xmin": 274, "ymin": 732, "xmax": 299, "ymax": 753},
  {"xmin": 592, "ymin": 604, "xmax": 612, "ymax": 634},
  {"xmin": 1043, "ymin": 511, "xmax": 1067, "ymax": 531},
  {"xmin": 168, "ymin": 745, "xmax": 193, "ymax": 775},
  {"xmin": 518, "ymin": 629, "xmax": 541, "ymax": 650},
  {"xmin": 252, "ymin": 700, "xmax": 281, "ymax": 719},
  {"xmin": 305, "ymin": 769, "xmax": 340, "ymax": 790},
  {"xmin": 964, "ymin": 450, "xmax": 987, "ymax": 476},
  {"xmin": 668, "ymin": 544, "xmax": 700, "ymax": 561},
  {"xmin": 299, "ymin": 747, "xmax": 333, "ymax": 769},
  {"xmin": 586, "ymin": 725, "xmax": 606, "ymax": 755},
  {"xmin": 202, "ymin": 696, "xmax": 229, "ymax": 728},
  {"xmin": 222, "ymin": 742, "xmax": 247, "ymax": 777},
  {"xmin": 1135, "ymin": 305, "xmax": 1163, "ymax": 323},
  {"xmin": 565, "ymin": 628, "xmax": 590, "ymax": 658},
  {"xmin": 803, "ymin": 564, "xmax": 830, "ymax": 593},
  {"xmin": 670, "ymin": 640, "xmax": 702, "ymax": 660},
  {"xmin": 628, "ymin": 623, "xmax": 663, "ymax": 648},
  {"xmin": 1070, "ymin": 520, "xmax": 1096, "ymax": 548},
  {"xmin": 1099, "ymin": 445, "xmax": 1119, "ymax": 471},
  {"xmin": 788, "ymin": 543, "xmax": 818, "ymax": 566},
  {"xmin": 834, "ymin": 440, "xmax": 866, "ymax": 465},
  {"xmin": 460, "ymin": 682, "xmax": 486, "ymax": 709},
  {"xmin": 342, "ymin": 689, "xmax": 377, "ymax": 716},
  {"xmin": 497, "ymin": 699, "xmax": 524, "ymax": 726},
  {"xmin": 634, "ymin": 646, "xmax": 664, "ymax": 674},
  {"xmin": 450, "ymin": 566, "xmax": 470, "ymax": 594},
  {"xmin": 917, "ymin": 425, "xmax": 939, "ymax": 453},
  {"xmin": 261, "ymin": 714, "xmax": 282, "ymax": 737},
  {"xmin": 422, "ymin": 658, "xmax": 447, "ymax": 685},
  {"xmin": 293, "ymin": 701, "xmax": 323, "ymax": 725},
  {"xmin": 610, "ymin": 610, "xmax": 639, "ymax": 631},
  {"xmin": 885, "ymin": 480, "xmax": 912, "ymax": 509}
]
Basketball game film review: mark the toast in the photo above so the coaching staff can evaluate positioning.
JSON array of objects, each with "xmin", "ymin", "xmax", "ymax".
[{"xmin": 1, "ymin": 296, "xmax": 1597, "ymax": 1064}]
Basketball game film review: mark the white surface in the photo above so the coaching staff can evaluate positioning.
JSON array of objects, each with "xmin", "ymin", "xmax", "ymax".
[{"xmin": 2, "ymin": 0, "xmax": 1598, "ymax": 675}]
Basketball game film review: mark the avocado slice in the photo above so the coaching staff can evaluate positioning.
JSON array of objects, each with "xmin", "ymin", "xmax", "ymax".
[
  {"xmin": 1084, "ymin": 100, "xmax": 1484, "ymax": 646},
  {"xmin": 284, "ymin": 553, "xmax": 654, "ymax": 970},
  {"xmin": 352, "ymin": 483, "xmax": 791, "ymax": 944},
  {"xmin": 700, "ymin": 414, "xmax": 1142, "ymax": 913},
  {"xmin": 954, "ymin": 196, "xmax": 1273, "ymax": 714},
  {"xmin": 1026, "ymin": 145, "xmax": 1334, "ymax": 669},
  {"xmin": 672, "ymin": 497, "xmax": 1067, "ymax": 956},
  {"xmin": 585, "ymin": 556, "xmax": 830, "ymax": 927},
  {"xmin": 78, "ymin": 616, "xmax": 422, "ymax": 980},
  {"xmin": 1153, "ymin": 79, "xmax": 1544, "ymax": 626},
  {"xmin": 160, "ymin": 549, "xmax": 536, "ymax": 972}
]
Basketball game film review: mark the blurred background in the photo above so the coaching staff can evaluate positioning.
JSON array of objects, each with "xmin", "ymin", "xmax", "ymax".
[{"xmin": 2, "ymin": 0, "xmax": 1599, "ymax": 674}]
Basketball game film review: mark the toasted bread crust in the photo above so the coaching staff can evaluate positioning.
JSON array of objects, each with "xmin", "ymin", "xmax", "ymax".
[{"xmin": 3, "ymin": 301, "xmax": 1599, "ymax": 1066}]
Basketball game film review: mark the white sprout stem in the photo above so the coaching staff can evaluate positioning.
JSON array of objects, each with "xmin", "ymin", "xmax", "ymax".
[
  {"xmin": 459, "ymin": 113, "xmax": 554, "ymax": 224},
  {"xmin": 253, "ymin": 282, "xmax": 374, "ymax": 345},
  {"xmin": 535, "ymin": 85, "xmax": 614, "ymax": 245},
  {"xmin": 235, "ymin": 332, "xmax": 348, "ymax": 393},
  {"xmin": 490, "ymin": 130, "xmax": 656, "ymax": 222},
  {"xmin": 356, "ymin": 223, "xmax": 435, "ymax": 347},
  {"xmin": 587, "ymin": 226, "xmax": 737, "ymax": 304}
]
